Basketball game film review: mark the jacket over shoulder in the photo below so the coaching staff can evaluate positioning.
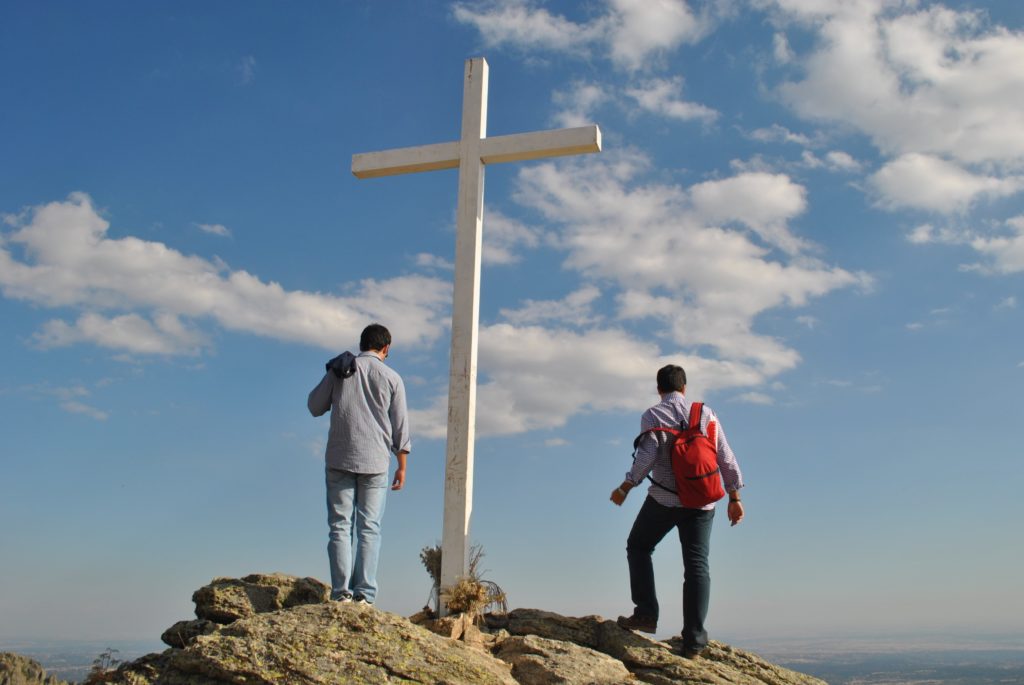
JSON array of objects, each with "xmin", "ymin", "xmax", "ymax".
[{"xmin": 307, "ymin": 351, "xmax": 356, "ymax": 417}]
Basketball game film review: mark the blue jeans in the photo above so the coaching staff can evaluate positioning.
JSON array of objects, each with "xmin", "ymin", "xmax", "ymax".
[
  {"xmin": 626, "ymin": 496, "xmax": 715, "ymax": 649},
  {"xmin": 326, "ymin": 467, "xmax": 388, "ymax": 602}
]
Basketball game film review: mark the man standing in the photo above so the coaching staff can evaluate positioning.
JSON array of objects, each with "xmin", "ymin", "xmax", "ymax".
[
  {"xmin": 610, "ymin": 364, "xmax": 744, "ymax": 658},
  {"xmin": 308, "ymin": 323, "xmax": 411, "ymax": 605}
]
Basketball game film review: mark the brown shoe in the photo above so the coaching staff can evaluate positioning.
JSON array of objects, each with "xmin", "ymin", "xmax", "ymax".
[
  {"xmin": 616, "ymin": 613, "xmax": 657, "ymax": 634},
  {"xmin": 681, "ymin": 645, "xmax": 706, "ymax": 660}
]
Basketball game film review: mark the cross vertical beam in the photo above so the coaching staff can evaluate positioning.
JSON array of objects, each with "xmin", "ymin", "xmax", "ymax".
[{"xmin": 440, "ymin": 57, "xmax": 487, "ymax": 603}]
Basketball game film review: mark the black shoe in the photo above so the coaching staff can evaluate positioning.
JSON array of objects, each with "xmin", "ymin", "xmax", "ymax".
[{"xmin": 616, "ymin": 612, "xmax": 657, "ymax": 634}]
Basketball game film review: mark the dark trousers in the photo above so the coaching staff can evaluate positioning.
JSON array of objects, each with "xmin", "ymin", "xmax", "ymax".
[{"xmin": 626, "ymin": 496, "xmax": 715, "ymax": 648}]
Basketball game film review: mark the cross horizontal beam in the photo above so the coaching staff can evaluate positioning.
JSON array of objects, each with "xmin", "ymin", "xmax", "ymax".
[
  {"xmin": 480, "ymin": 126, "xmax": 601, "ymax": 165},
  {"xmin": 351, "ymin": 141, "xmax": 460, "ymax": 179},
  {"xmin": 351, "ymin": 125, "xmax": 601, "ymax": 179}
]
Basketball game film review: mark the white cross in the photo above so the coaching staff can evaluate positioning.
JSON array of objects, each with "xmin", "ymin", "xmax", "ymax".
[{"xmin": 351, "ymin": 57, "xmax": 601, "ymax": 611}]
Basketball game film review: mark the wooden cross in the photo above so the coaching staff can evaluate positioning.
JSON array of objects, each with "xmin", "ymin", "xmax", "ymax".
[{"xmin": 352, "ymin": 57, "xmax": 601, "ymax": 611}]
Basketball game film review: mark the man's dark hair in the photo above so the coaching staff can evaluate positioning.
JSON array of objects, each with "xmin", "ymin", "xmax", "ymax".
[
  {"xmin": 656, "ymin": 364, "xmax": 687, "ymax": 393},
  {"xmin": 359, "ymin": 323, "xmax": 391, "ymax": 352}
]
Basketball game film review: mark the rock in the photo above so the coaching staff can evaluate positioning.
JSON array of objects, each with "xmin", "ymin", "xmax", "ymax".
[
  {"xmin": 0, "ymin": 652, "xmax": 67, "ymax": 685},
  {"xmin": 424, "ymin": 612, "xmax": 481, "ymax": 641},
  {"xmin": 98, "ymin": 575, "xmax": 825, "ymax": 685},
  {"xmin": 191, "ymin": 572, "xmax": 329, "ymax": 624},
  {"xmin": 408, "ymin": 606, "xmax": 436, "ymax": 625},
  {"xmin": 507, "ymin": 608, "xmax": 827, "ymax": 685},
  {"xmin": 495, "ymin": 635, "xmax": 631, "ymax": 685},
  {"xmin": 101, "ymin": 602, "xmax": 516, "ymax": 685},
  {"xmin": 507, "ymin": 608, "xmax": 605, "ymax": 649},
  {"xmin": 160, "ymin": 619, "xmax": 218, "ymax": 648}
]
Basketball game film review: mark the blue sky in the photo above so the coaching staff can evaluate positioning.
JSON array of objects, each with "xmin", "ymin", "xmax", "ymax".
[{"xmin": 1, "ymin": 0, "xmax": 1022, "ymax": 647}]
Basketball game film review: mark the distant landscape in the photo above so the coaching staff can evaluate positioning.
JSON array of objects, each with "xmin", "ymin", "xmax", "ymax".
[
  {"xmin": 5, "ymin": 635, "xmax": 1023, "ymax": 684},
  {"xmin": 0, "ymin": 640, "xmax": 160, "ymax": 684},
  {"xmin": 743, "ymin": 635, "xmax": 1024, "ymax": 685}
]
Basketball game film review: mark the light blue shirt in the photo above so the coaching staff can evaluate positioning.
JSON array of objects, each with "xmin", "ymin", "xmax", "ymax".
[{"xmin": 308, "ymin": 352, "xmax": 411, "ymax": 473}]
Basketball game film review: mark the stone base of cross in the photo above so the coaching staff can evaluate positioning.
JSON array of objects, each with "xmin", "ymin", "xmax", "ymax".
[{"xmin": 352, "ymin": 57, "xmax": 601, "ymax": 615}]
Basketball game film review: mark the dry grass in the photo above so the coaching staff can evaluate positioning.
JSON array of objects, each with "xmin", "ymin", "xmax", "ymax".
[{"xmin": 419, "ymin": 543, "xmax": 508, "ymax": 617}]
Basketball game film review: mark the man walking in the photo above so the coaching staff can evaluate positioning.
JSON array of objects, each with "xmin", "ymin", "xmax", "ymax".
[
  {"xmin": 308, "ymin": 323, "xmax": 411, "ymax": 605},
  {"xmin": 610, "ymin": 364, "xmax": 744, "ymax": 658}
]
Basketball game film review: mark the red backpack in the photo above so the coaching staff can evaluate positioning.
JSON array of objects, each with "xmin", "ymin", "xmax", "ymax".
[{"xmin": 631, "ymin": 402, "xmax": 726, "ymax": 508}]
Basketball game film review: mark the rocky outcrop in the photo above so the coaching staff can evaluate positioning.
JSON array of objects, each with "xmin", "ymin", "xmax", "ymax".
[
  {"xmin": 495, "ymin": 635, "xmax": 630, "ymax": 684},
  {"xmin": 505, "ymin": 608, "xmax": 826, "ymax": 685},
  {"xmin": 0, "ymin": 652, "xmax": 67, "ymax": 685},
  {"xmin": 190, "ymin": 573, "xmax": 329, "ymax": 625},
  {"xmin": 104, "ymin": 602, "xmax": 517, "ymax": 685},
  {"xmin": 160, "ymin": 619, "xmax": 218, "ymax": 649},
  {"xmin": 84, "ymin": 573, "xmax": 825, "ymax": 685}
]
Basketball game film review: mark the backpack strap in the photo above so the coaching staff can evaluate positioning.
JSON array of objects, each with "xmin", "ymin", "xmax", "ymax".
[
  {"xmin": 688, "ymin": 402, "xmax": 704, "ymax": 430},
  {"xmin": 631, "ymin": 427, "xmax": 680, "ymax": 494},
  {"xmin": 689, "ymin": 402, "xmax": 718, "ymax": 444}
]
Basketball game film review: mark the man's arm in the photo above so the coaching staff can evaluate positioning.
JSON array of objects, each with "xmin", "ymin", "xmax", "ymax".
[
  {"xmin": 389, "ymin": 377, "xmax": 411, "ymax": 491},
  {"xmin": 610, "ymin": 410, "xmax": 659, "ymax": 505},
  {"xmin": 388, "ymin": 376, "xmax": 411, "ymax": 455},
  {"xmin": 307, "ymin": 373, "xmax": 333, "ymax": 417},
  {"xmin": 712, "ymin": 411, "xmax": 745, "ymax": 526}
]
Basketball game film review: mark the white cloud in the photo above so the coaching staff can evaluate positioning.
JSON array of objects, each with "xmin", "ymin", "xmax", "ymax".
[
  {"xmin": 452, "ymin": 1, "xmax": 605, "ymax": 56},
  {"xmin": 483, "ymin": 210, "xmax": 543, "ymax": 265},
  {"xmin": 760, "ymin": 0, "xmax": 1024, "ymax": 276},
  {"xmin": 61, "ymin": 400, "xmax": 109, "ymax": 421},
  {"xmin": 689, "ymin": 171, "xmax": 809, "ymax": 254},
  {"xmin": 967, "ymin": 215, "xmax": 1024, "ymax": 274},
  {"xmin": 606, "ymin": 0, "xmax": 706, "ymax": 71},
  {"xmin": 749, "ymin": 124, "xmax": 812, "ymax": 146},
  {"xmin": 552, "ymin": 81, "xmax": 609, "ymax": 128},
  {"xmin": 33, "ymin": 312, "xmax": 207, "ymax": 356},
  {"xmin": 0, "ymin": 193, "xmax": 452, "ymax": 355},
  {"xmin": 544, "ymin": 437, "xmax": 569, "ymax": 447},
  {"xmin": 760, "ymin": 0, "xmax": 1024, "ymax": 260},
  {"xmin": 195, "ymin": 223, "xmax": 231, "ymax": 237},
  {"xmin": 736, "ymin": 391, "xmax": 774, "ymax": 405},
  {"xmin": 774, "ymin": 2, "xmax": 1024, "ymax": 167},
  {"xmin": 907, "ymin": 223, "xmax": 935, "ymax": 244},
  {"xmin": 773, "ymin": 31, "xmax": 794, "ymax": 63},
  {"xmin": 824, "ymin": 150, "xmax": 861, "ymax": 172},
  {"xmin": 453, "ymin": 0, "xmax": 708, "ymax": 71},
  {"xmin": 238, "ymin": 55, "xmax": 256, "ymax": 85},
  {"xmin": 906, "ymin": 222, "xmax": 968, "ymax": 245},
  {"xmin": 796, "ymin": 315, "xmax": 817, "ymax": 328},
  {"xmin": 415, "ymin": 253, "xmax": 454, "ymax": 270},
  {"xmin": 34, "ymin": 385, "xmax": 111, "ymax": 421},
  {"xmin": 870, "ymin": 154, "xmax": 1023, "ymax": 214},
  {"xmin": 995, "ymin": 296, "xmax": 1016, "ymax": 310},
  {"xmin": 625, "ymin": 77, "xmax": 718, "ymax": 122},
  {"xmin": 499, "ymin": 286, "xmax": 603, "ymax": 326}
]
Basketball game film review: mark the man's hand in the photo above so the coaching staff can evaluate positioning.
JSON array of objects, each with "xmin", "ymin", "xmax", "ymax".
[
  {"xmin": 391, "ymin": 468, "xmax": 406, "ymax": 491},
  {"xmin": 392, "ymin": 450, "xmax": 409, "ymax": 491},
  {"xmin": 727, "ymin": 500, "xmax": 744, "ymax": 526},
  {"xmin": 610, "ymin": 481, "xmax": 632, "ymax": 506}
]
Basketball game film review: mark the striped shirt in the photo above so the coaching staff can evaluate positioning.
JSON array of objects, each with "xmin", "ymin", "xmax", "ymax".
[
  {"xmin": 626, "ymin": 391, "xmax": 743, "ymax": 509},
  {"xmin": 307, "ymin": 352, "xmax": 411, "ymax": 473}
]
